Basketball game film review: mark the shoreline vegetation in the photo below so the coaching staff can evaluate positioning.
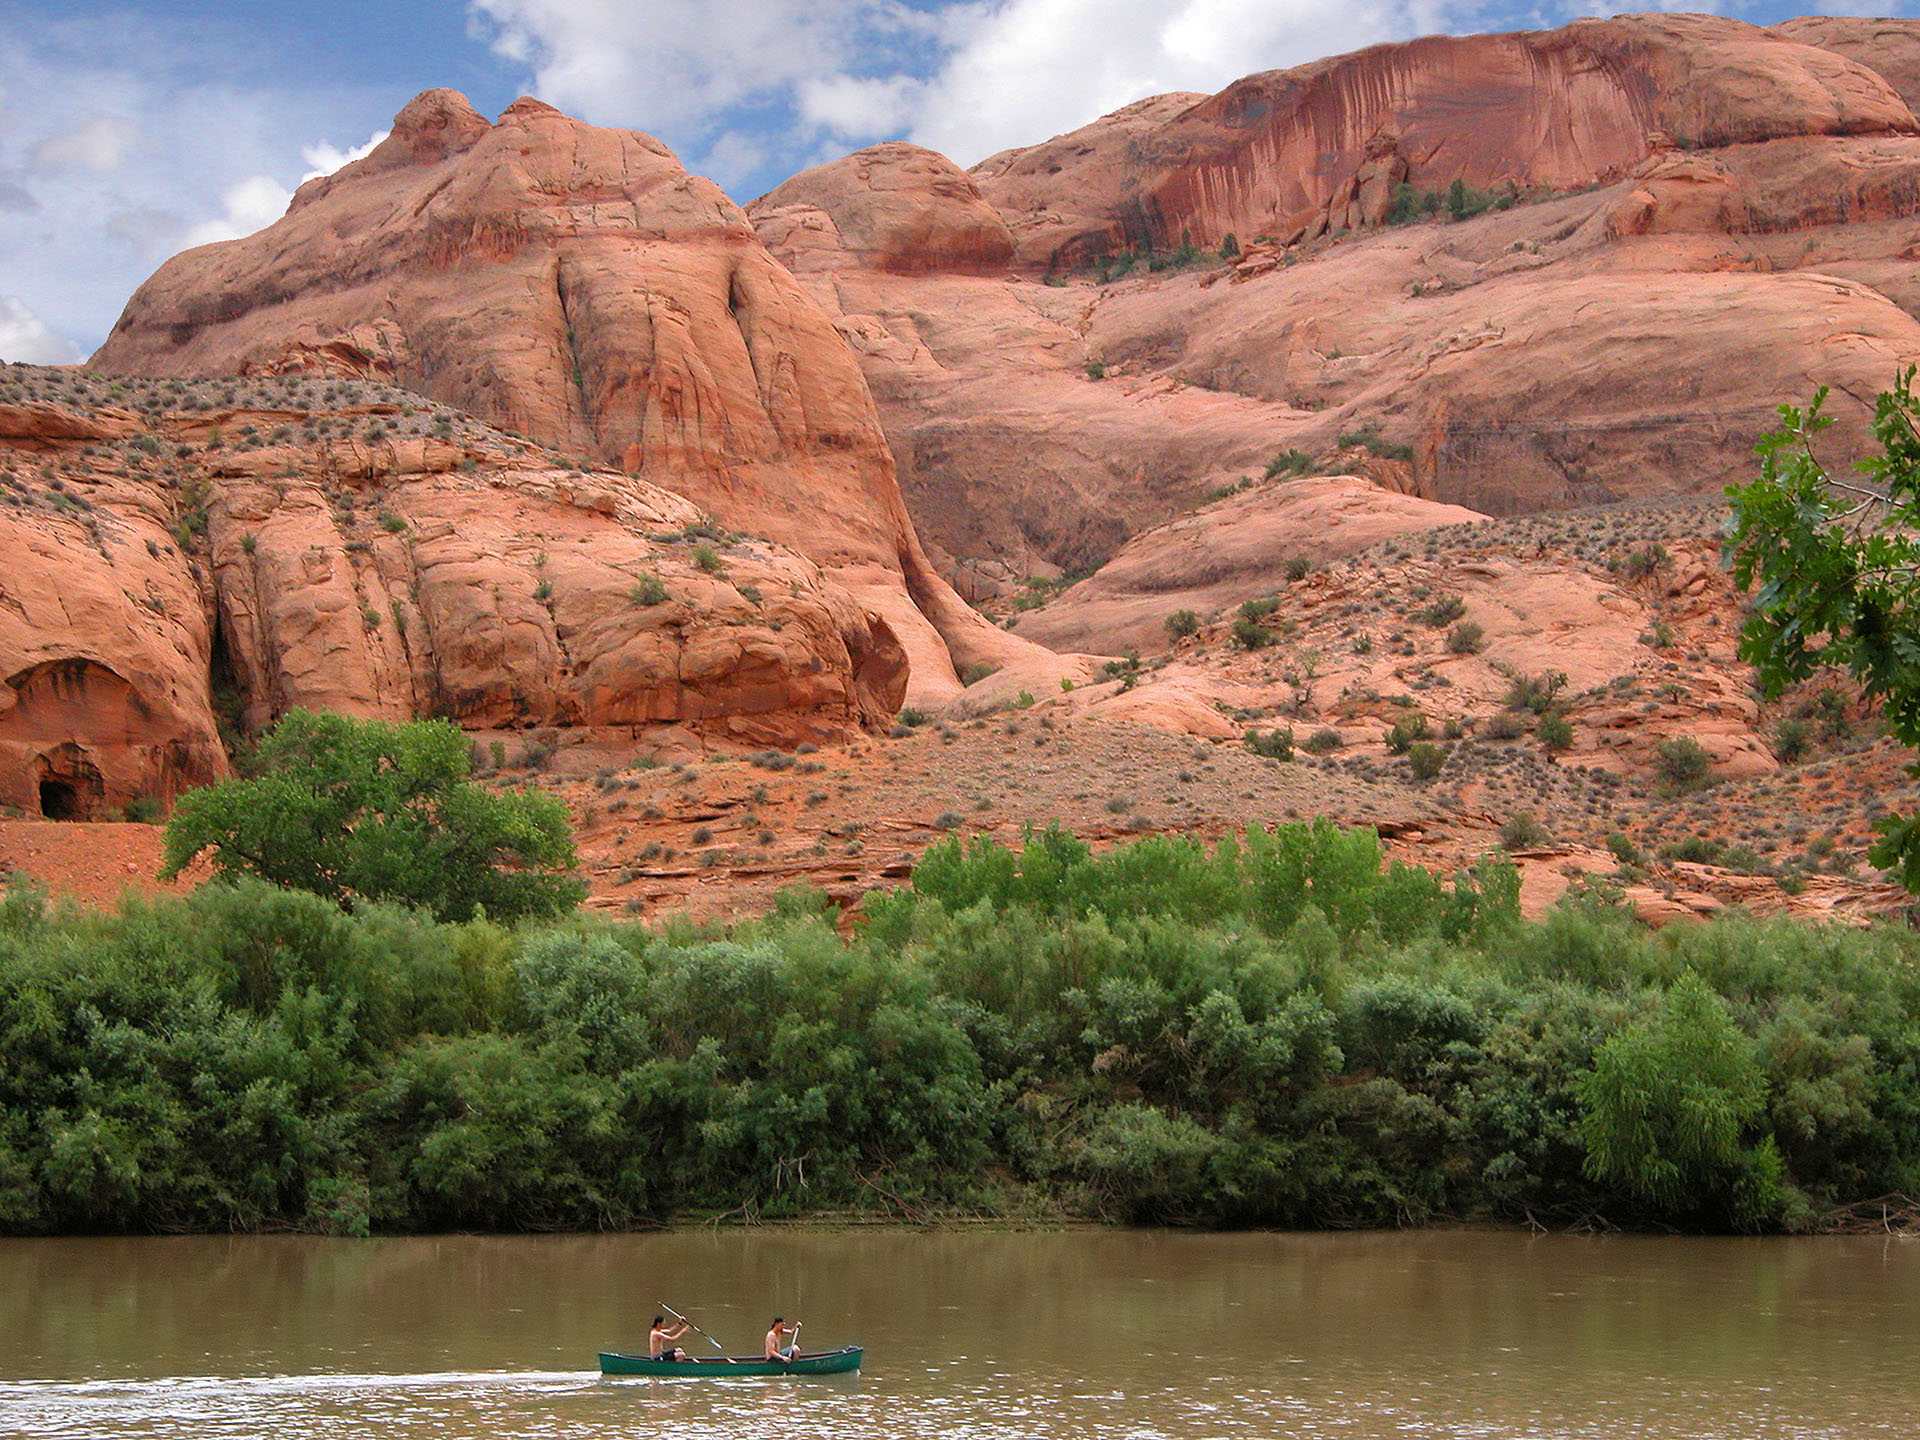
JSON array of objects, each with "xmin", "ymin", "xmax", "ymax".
[{"xmin": 5, "ymin": 822, "xmax": 1919, "ymax": 1239}]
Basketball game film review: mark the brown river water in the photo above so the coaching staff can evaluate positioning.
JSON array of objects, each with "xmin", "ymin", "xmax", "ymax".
[{"xmin": 2, "ymin": 1228, "xmax": 1915, "ymax": 1438}]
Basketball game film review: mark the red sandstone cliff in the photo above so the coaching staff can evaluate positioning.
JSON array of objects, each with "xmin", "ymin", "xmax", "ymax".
[
  {"xmin": 750, "ymin": 14, "xmax": 1920, "ymax": 591},
  {"xmin": 0, "ymin": 368, "xmax": 910, "ymax": 819},
  {"xmin": 970, "ymin": 13, "xmax": 1915, "ymax": 267},
  {"xmin": 89, "ymin": 92, "xmax": 1054, "ymax": 704}
]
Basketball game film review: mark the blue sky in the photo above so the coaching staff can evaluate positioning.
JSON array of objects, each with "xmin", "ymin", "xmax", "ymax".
[{"xmin": 0, "ymin": 0, "xmax": 1910, "ymax": 363}]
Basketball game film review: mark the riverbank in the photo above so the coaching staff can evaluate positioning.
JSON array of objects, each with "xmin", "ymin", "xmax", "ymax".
[{"xmin": 4, "ymin": 822, "xmax": 1918, "ymax": 1237}]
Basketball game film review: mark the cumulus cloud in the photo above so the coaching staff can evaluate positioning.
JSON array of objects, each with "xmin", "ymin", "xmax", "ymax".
[
  {"xmin": 468, "ymin": 0, "xmax": 941, "ymax": 159},
  {"xmin": 171, "ymin": 127, "xmax": 392, "ymax": 253},
  {"xmin": 0, "ymin": 294, "xmax": 82, "ymax": 364},
  {"xmin": 300, "ymin": 128, "xmax": 389, "ymax": 180},
  {"xmin": 468, "ymin": 0, "xmax": 1470, "ymax": 186},
  {"xmin": 31, "ymin": 113, "xmax": 139, "ymax": 172},
  {"xmin": 913, "ymin": 0, "xmax": 1454, "ymax": 162},
  {"xmin": 178, "ymin": 174, "xmax": 295, "ymax": 250},
  {"xmin": 798, "ymin": 74, "xmax": 924, "ymax": 139}
]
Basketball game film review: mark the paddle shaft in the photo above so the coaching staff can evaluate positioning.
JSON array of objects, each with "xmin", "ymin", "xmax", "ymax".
[{"xmin": 659, "ymin": 1301, "xmax": 727, "ymax": 1353}]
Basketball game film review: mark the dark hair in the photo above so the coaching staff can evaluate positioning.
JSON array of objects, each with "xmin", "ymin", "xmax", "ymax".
[
  {"xmin": 772, "ymin": 1316, "xmax": 784, "ymax": 1325},
  {"xmin": 653, "ymin": 1315, "xmax": 665, "ymax": 1327}
]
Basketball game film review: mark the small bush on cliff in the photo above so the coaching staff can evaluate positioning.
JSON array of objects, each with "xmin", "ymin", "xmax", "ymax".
[
  {"xmin": 162, "ymin": 710, "xmax": 587, "ymax": 923},
  {"xmin": 1653, "ymin": 735, "xmax": 1714, "ymax": 793}
]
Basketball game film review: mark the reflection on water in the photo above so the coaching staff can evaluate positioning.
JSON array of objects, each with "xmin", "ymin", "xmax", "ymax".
[{"xmin": 2, "ymin": 1230, "xmax": 1916, "ymax": 1438}]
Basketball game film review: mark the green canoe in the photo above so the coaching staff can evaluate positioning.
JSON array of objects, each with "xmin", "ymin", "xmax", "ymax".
[{"xmin": 599, "ymin": 1346, "xmax": 863, "ymax": 1377}]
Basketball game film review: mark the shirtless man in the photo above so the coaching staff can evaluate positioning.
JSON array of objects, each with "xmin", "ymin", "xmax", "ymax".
[
  {"xmin": 649, "ymin": 1316, "xmax": 691, "ymax": 1362},
  {"xmin": 764, "ymin": 1317, "xmax": 799, "ymax": 1363}
]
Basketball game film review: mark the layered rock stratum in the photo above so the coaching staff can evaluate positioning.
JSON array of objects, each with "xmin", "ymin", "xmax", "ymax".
[
  {"xmin": 13, "ymin": 12, "xmax": 1920, "ymax": 931},
  {"xmin": 89, "ymin": 91, "xmax": 1050, "ymax": 704},
  {"xmin": 0, "ymin": 367, "xmax": 909, "ymax": 817},
  {"xmin": 750, "ymin": 13, "xmax": 1920, "ymax": 596}
]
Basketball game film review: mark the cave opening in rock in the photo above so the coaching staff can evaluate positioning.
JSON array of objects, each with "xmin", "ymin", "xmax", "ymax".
[{"xmin": 39, "ymin": 780, "xmax": 79, "ymax": 820}]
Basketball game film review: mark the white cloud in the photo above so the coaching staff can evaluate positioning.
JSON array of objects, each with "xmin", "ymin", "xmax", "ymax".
[
  {"xmin": 467, "ymin": 0, "xmax": 1469, "ymax": 186},
  {"xmin": 178, "ymin": 173, "xmax": 295, "ymax": 250},
  {"xmin": 31, "ymin": 113, "xmax": 139, "ymax": 172},
  {"xmin": 172, "ymin": 126, "xmax": 391, "ymax": 253},
  {"xmin": 0, "ymin": 294, "xmax": 82, "ymax": 364},
  {"xmin": 797, "ymin": 74, "xmax": 923, "ymax": 139},
  {"xmin": 467, "ymin": 0, "xmax": 939, "ymax": 152},
  {"xmin": 913, "ymin": 0, "xmax": 1451, "ymax": 163},
  {"xmin": 301, "ymin": 128, "xmax": 390, "ymax": 181},
  {"xmin": 698, "ymin": 130, "xmax": 772, "ymax": 192}
]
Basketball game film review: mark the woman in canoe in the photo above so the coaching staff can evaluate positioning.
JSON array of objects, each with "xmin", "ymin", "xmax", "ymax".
[{"xmin": 650, "ymin": 1316, "xmax": 692, "ymax": 1361}]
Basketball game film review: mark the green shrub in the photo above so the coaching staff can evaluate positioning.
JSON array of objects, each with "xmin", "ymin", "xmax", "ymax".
[
  {"xmin": 1303, "ymin": 727, "xmax": 1344, "ymax": 754},
  {"xmin": 1654, "ymin": 736, "xmax": 1714, "ymax": 791},
  {"xmin": 1536, "ymin": 712, "xmax": 1574, "ymax": 752},
  {"xmin": 1165, "ymin": 609, "xmax": 1200, "ymax": 640},
  {"xmin": 1605, "ymin": 832, "xmax": 1642, "ymax": 867},
  {"xmin": 629, "ymin": 574, "xmax": 668, "ymax": 606},
  {"xmin": 1505, "ymin": 670, "xmax": 1566, "ymax": 714},
  {"xmin": 1232, "ymin": 618, "xmax": 1273, "ymax": 650},
  {"xmin": 1414, "ymin": 595, "xmax": 1466, "ymax": 628},
  {"xmin": 1773, "ymin": 717, "xmax": 1811, "ymax": 763},
  {"xmin": 1336, "ymin": 423, "xmax": 1415, "ymax": 464},
  {"xmin": 1578, "ymin": 972, "xmax": 1783, "ymax": 1228},
  {"xmin": 1385, "ymin": 713, "xmax": 1430, "ymax": 754},
  {"xmin": 1500, "ymin": 811, "xmax": 1547, "ymax": 850},
  {"xmin": 1246, "ymin": 727, "xmax": 1294, "ymax": 760},
  {"xmin": 1622, "ymin": 542, "xmax": 1670, "ymax": 579},
  {"xmin": 1446, "ymin": 621, "xmax": 1484, "ymax": 654},
  {"xmin": 1406, "ymin": 741, "xmax": 1445, "ymax": 781}
]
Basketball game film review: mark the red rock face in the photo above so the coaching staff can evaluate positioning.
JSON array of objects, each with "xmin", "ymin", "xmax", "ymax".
[
  {"xmin": 90, "ymin": 91, "xmax": 1049, "ymax": 703},
  {"xmin": 971, "ymin": 14, "xmax": 1915, "ymax": 267},
  {"xmin": 754, "ymin": 143, "xmax": 1015, "ymax": 275},
  {"xmin": 1774, "ymin": 17, "xmax": 1920, "ymax": 115},
  {"xmin": 0, "ymin": 370, "xmax": 912, "ymax": 817},
  {"xmin": 752, "ymin": 14, "xmax": 1920, "ymax": 590}
]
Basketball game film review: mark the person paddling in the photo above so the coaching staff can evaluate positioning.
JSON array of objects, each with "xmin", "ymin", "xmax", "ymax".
[
  {"xmin": 650, "ymin": 1315, "xmax": 692, "ymax": 1361},
  {"xmin": 764, "ymin": 1317, "xmax": 800, "ymax": 1363}
]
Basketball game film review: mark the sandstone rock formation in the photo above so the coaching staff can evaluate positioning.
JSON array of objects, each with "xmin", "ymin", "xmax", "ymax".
[
  {"xmin": 0, "ymin": 367, "xmax": 910, "ymax": 817},
  {"xmin": 1775, "ymin": 17, "xmax": 1920, "ymax": 114},
  {"xmin": 89, "ymin": 91, "xmax": 1050, "ymax": 704},
  {"xmin": 750, "ymin": 13, "xmax": 1920, "ymax": 588},
  {"xmin": 754, "ymin": 143, "xmax": 1015, "ymax": 275},
  {"xmin": 970, "ymin": 13, "xmax": 1914, "ymax": 267},
  {"xmin": 1009, "ymin": 475, "xmax": 1487, "ymax": 655}
]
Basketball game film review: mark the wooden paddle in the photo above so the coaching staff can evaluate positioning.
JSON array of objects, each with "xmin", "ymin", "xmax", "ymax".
[{"xmin": 659, "ymin": 1300, "xmax": 728, "ymax": 1355}]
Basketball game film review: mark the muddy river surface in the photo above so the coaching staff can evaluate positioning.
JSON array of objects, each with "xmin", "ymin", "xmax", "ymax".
[{"xmin": 3, "ymin": 1228, "xmax": 1916, "ymax": 1437}]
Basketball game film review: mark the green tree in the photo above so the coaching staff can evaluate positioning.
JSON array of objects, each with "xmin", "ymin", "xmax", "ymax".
[
  {"xmin": 1577, "ymin": 972, "xmax": 1781, "ymax": 1227},
  {"xmin": 1726, "ymin": 369, "xmax": 1920, "ymax": 884},
  {"xmin": 161, "ymin": 710, "xmax": 586, "ymax": 922}
]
